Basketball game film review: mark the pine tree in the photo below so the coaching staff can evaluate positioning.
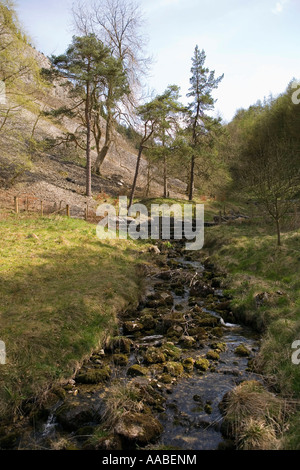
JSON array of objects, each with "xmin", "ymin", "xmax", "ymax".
[
  {"xmin": 129, "ymin": 87, "xmax": 183, "ymax": 207},
  {"xmin": 187, "ymin": 46, "xmax": 224, "ymax": 200},
  {"xmin": 151, "ymin": 85, "xmax": 185, "ymax": 198},
  {"xmin": 50, "ymin": 35, "xmax": 127, "ymax": 196}
]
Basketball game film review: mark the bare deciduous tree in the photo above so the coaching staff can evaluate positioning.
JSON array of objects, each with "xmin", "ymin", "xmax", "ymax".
[
  {"xmin": 72, "ymin": 0, "xmax": 151, "ymax": 174},
  {"xmin": 239, "ymin": 136, "xmax": 300, "ymax": 246}
]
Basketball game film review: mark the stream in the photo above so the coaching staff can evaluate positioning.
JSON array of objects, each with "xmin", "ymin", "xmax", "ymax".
[{"xmin": 14, "ymin": 242, "xmax": 260, "ymax": 451}]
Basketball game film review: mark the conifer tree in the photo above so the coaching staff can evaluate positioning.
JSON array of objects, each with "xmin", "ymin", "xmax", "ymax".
[
  {"xmin": 187, "ymin": 46, "xmax": 224, "ymax": 200},
  {"xmin": 50, "ymin": 34, "xmax": 127, "ymax": 196}
]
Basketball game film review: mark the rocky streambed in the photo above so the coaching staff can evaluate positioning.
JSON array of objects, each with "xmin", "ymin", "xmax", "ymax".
[{"xmin": 6, "ymin": 242, "xmax": 261, "ymax": 451}]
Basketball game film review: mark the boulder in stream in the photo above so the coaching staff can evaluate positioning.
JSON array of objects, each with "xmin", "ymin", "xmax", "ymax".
[
  {"xmin": 115, "ymin": 413, "xmax": 163, "ymax": 446},
  {"xmin": 75, "ymin": 366, "xmax": 111, "ymax": 384},
  {"xmin": 143, "ymin": 347, "xmax": 166, "ymax": 365},
  {"xmin": 56, "ymin": 399, "xmax": 103, "ymax": 432}
]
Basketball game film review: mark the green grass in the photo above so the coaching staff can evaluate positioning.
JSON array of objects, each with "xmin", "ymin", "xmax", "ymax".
[
  {"xmin": 202, "ymin": 217, "xmax": 300, "ymax": 448},
  {"xmin": 136, "ymin": 197, "xmax": 250, "ymax": 223},
  {"xmin": 136, "ymin": 197, "xmax": 189, "ymax": 216},
  {"xmin": 0, "ymin": 211, "xmax": 146, "ymax": 419}
]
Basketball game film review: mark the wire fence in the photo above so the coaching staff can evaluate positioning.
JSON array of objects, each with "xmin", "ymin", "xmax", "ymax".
[{"xmin": 8, "ymin": 193, "xmax": 98, "ymax": 223}]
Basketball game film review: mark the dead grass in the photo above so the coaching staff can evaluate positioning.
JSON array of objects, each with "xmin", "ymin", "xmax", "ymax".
[
  {"xmin": 101, "ymin": 381, "xmax": 145, "ymax": 429},
  {"xmin": 238, "ymin": 417, "xmax": 279, "ymax": 450},
  {"xmin": 222, "ymin": 380, "xmax": 288, "ymax": 450}
]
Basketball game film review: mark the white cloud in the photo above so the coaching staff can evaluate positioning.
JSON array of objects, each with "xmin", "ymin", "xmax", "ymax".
[{"xmin": 272, "ymin": 0, "xmax": 289, "ymax": 15}]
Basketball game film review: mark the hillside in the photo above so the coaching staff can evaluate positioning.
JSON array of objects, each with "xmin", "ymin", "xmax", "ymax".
[{"xmin": 0, "ymin": 44, "xmax": 187, "ymax": 215}]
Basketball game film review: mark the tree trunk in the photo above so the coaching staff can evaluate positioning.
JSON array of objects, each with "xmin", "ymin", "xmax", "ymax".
[
  {"xmin": 146, "ymin": 162, "xmax": 151, "ymax": 197},
  {"xmin": 189, "ymin": 155, "xmax": 195, "ymax": 201},
  {"xmin": 274, "ymin": 199, "xmax": 281, "ymax": 246},
  {"xmin": 93, "ymin": 144, "xmax": 110, "ymax": 175},
  {"xmin": 85, "ymin": 81, "xmax": 92, "ymax": 197},
  {"xmin": 276, "ymin": 217, "xmax": 281, "ymax": 246},
  {"xmin": 163, "ymin": 155, "xmax": 168, "ymax": 198},
  {"xmin": 93, "ymin": 86, "xmax": 113, "ymax": 175},
  {"xmin": 129, "ymin": 145, "xmax": 143, "ymax": 209},
  {"xmin": 93, "ymin": 113, "xmax": 113, "ymax": 175}
]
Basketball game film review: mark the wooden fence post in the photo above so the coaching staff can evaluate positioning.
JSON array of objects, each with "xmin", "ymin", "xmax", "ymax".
[
  {"xmin": 26, "ymin": 196, "xmax": 29, "ymax": 212},
  {"xmin": 14, "ymin": 196, "xmax": 19, "ymax": 214},
  {"xmin": 66, "ymin": 205, "xmax": 70, "ymax": 217},
  {"xmin": 41, "ymin": 201, "xmax": 43, "ymax": 217}
]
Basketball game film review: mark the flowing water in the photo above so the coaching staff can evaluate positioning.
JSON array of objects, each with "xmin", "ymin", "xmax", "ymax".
[
  {"xmin": 136, "ymin": 254, "xmax": 260, "ymax": 450},
  {"xmin": 15, "ymin": 245, "xmax": 261, "ymax": 450}
]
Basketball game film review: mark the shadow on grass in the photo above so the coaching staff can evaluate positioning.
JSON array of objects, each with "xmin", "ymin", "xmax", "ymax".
[{"xmin": 0, "ymin": 235, "xmax": 144, "ymax": 418}]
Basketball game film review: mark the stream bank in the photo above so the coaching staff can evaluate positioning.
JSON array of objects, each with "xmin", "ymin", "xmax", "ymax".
[{"xmin": 2, "ymin": 241, "xmax": 262, "ymax": 451}]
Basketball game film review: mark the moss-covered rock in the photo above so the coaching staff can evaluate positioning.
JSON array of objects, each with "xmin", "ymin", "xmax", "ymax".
[
  {"xmin": 174, "ymin": 304, "xmax": 184, "ymax": 311},
  {"xmin": 127, "ymin": 364, "xmax": 149, "ymax": 377},
  {"xmin": 105, "ymin": 336, "xmax": 133, "ymax": 354},
  {"xmin": 189, "ymin": 326, "xmax": 208, "ymax": 340},
  {"xmin": 204, "ymin": 403, "xmax": 213, "ymax": 414},
  {"xmin": 136, "ymin": 384, "xmax": 166, "ymax": 411},
  {"xmin": 139, "ymin": 308, "xmax": 160, "ymax": 319},
  {"xmin": 166, "ymin": 325, "xmax": 184, "ymax": 339},
  {"xmin": 210, "ymin": 342, "xmax": 227, "ymax": 352},
  {"xmin": 159, "ymin": 373, "xmax": 173, "ymax": 384},
  {"xmin": 56, "ymin": 401, "xmax": 101, "ymax": 432},
  {"xmin": 195, "ymin": 357, "xmax": 210, "ymax": 372},
  {"xmin": 179, "ymin": 335, "xmax": 196, "ymax": 349},
  {"xmin": 182, "ymin": 357, "xmax": 194, "ymax": 372},
  {"xmin": 198, "ymin": 315, "xmax": 220, "ymax": 328},
  {"xmin": 123, "ymin": 321, "xmax": 144, "ymax": 335},
  {"xmin": 188, "ymin": 296, "xmax": 198, "ymax": 307},
  {"xmin": 51, "ymin": 386, "xmax": 67, "ymax": 400},
  {"xmin": 206, "ymin": 350, "xmax": 220, "ymax": 361},
  {"xmin": 113, "ymin": 354, "xmax": 129, "ymax": 366},
  {"xmin": 174, "ymin": 287, "xmax": 185, "ymax": 296},
  {"xmin": 234, "ymin": 344, "xmax": 251, "ymax": 357},
  {"xmin": 160, "ymin": 292, "xmax": 174, "ymax": 306},
  {"xmin": 115, "ymin": 413, "xmax": 163, "ymax": 445},
  {"xmin": 211, "ymin": 326, "xmax": 224, "ymax": 338},
  {"xmin": 193, "ymin": 394, "xmax": 204, "ymax": 405},
  {"xmin": 144, "ymin": 297, "xmax": 167, "ymax": 308},
  {"xmin": 163, "ymin": 361, "xmax": 184, "ymax": 377},
  {"xmin": 143, "ymin": 347, "xmax": 166, "ymax": 365},
  {"xmin": 163, "ymin": 311, "xmax": 185, "ymax": 329},
  {"xmin": 162, "ymin": 343, "xmax": 182, "ymax": 361},
  {"xmin": 190, "ymin": 280, "xmax": 214, "ymax": 298},
  {"xmin": 158, "ymin": 271, "xmax": 172, "ymax": 281},
  {"xmin": 76, "ymin": 366, "xmax": 111, "ymax": 384},
  {"xmin": 140, "ymin": 314, "xmax": 156, "ymax": 331}
]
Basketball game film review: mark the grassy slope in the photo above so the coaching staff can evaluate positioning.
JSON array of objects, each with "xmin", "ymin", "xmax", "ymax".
[
  {"xmin": 0, "ymin": 211, "xmax": 146, "ymax": 419},
  {"xmin": 136, "ymin": 197, "xmax": 249, "ymax": 223},
  {"xmin": 203, "ymin": 219, "xmax": 300, "ymax": 448}
]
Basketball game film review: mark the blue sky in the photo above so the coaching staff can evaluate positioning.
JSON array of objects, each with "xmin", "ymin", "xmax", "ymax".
[{"xmin": 16, "ymin": 0, "xmax": 300, "ymax": 122}]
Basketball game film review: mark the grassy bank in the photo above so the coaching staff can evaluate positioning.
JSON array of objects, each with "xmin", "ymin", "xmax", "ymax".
[
  {"xmin": 202, "ymin": 218, "xmax": 300, "ymax": 448},
  {"xmin": 136, "ymin": 197, "xmax": 249, "ymax": 223},
  {"xmin": 0, "ymin": 211, "xmax": 146, "ymax": 420}
]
